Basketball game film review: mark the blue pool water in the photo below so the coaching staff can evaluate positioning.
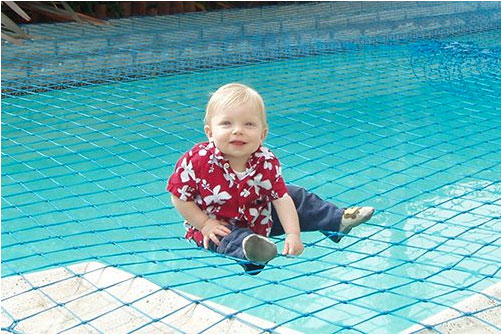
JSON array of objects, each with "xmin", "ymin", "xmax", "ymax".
[{"xmin": 2, "ymin": 30, "xmax": 500, "ymax": 333}]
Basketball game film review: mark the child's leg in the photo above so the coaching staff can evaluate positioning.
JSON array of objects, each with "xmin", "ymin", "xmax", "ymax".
[
  {"xmin": 209, "ymin": 226, "xmax": 277, "ymax": 274},
  {"xmin": 269, "ymin": 185, "xmax": 374, "ymax": 242},
  {"xmin": 269, "ymin": 185, "xmax": 343, "ymax": 235}
]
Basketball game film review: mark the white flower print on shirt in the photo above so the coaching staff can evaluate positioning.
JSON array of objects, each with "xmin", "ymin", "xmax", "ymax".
[
  {"xmin": 223, "ymin": 169, "xmax": 236, "ymax": 188},
  {"xmin": 260, "ymin": 205, "xmax": 272, "ymax": 225},
  {"xmin": 208, "ymin": 153, "xmax": 222, "ymax": 168},
  {"xmin": 263, "ymin": 160, "xmax": 273, "ymax": 170},
  {"xmin": 249, "ymin": 207, "xmax": 260, "ymax": 225},
  {"xmin": 201, "ymin": 179, "xmax": 210, "ymax": 191},
  {"xmin": 245, "ymin": 167, "xmax": 256, "ymax": 177},
  {"xmin": 199, "ymin": 143, "xmax": 211, "ymax": 156},
  {"xmin": 177, "ymin": 185, "xmax": 192, "ymax": 201},
  {"xmin": 240, "ymin": 188, "xmax": 251, "ymax": 198},
  {"xmin": 177, "ymin": 157, "xmax": 196, "ymax": 183},
  {"xmin": 247, "ymin": 173, "xmax": 272, "ymax": 195},
  {"xmin": 270, "ymin": 190, "xmax": 282, "ymax": 199},
  {"xmin": 211, "ymin": 145, "xmax": 225, "ymax": 164},
  {"xmin": 275, "ymin": 165, "xmax": 282, "ymax": 179},
  {"xmin": 255, "ymin": 147, "xmax": 275, "ymax": 160},
  {"xmin": 204, "ymin": 185, "xmax": 232, "ymax": 205},
  {"xmin": 238, "ymin": 206, "xmax": 245, "ymax": 216}
]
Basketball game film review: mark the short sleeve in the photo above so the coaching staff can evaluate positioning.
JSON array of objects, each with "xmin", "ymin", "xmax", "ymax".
[
  {"xmin": 167, "ymin": 151, "xmax": 199, "ymax": 202},
  {"xmin": 268, "ymin": 156, "xmax": 288, "ymax": 200}
]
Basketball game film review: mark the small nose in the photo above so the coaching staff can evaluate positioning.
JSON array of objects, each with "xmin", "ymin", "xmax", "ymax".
[{"xmin": 232, "ymin": 127, "xmax": 242, "ymax": 135}]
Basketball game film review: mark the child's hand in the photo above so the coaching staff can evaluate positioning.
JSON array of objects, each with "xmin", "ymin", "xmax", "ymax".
[
  {"xmin": 201, "ymin": 219, "xmax": 231, "ymax": 249},
  {"xmin": 282, "ymin": 233, "xmax": 304, "ymax": 256}
]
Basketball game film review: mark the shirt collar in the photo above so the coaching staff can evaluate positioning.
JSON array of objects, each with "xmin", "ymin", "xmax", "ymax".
[{"xmin": 205, "ymin": 141, "xmax": 264, "ymax": 168}]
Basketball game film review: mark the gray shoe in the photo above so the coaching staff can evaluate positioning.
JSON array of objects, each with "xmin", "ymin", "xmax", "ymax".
[
  {"xmin": 339, "ymin": 206, "xmax": 375, "ymax": 234},
  {"xmin": 242, "ymin": 234, "xmax": 277, "ymax": 263}
]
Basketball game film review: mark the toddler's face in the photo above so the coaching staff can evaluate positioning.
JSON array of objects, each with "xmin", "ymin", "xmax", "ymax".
[{"xmin": 205, "ymin": 102, "xmax": 267, "ymax": 169}]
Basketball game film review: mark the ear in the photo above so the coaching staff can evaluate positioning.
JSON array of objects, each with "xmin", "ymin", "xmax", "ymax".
[
  {"xmin": 260, "ymin": 128, "xmax": 268, "ymax": 144},
  {"xmin": 204, "ymin": 124, "xmax": 213, "ymax": 141}
]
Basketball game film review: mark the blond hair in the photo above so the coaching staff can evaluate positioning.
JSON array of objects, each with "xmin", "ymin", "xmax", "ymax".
[{"xmin": 205, "ymin": 83, "xmax": 267, "ymax": 128}]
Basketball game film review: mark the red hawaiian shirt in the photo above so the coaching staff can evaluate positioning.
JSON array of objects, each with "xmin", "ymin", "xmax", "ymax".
[{"xmin": 167, "ymin": 141, "xmax": 288, "ymax": 246}]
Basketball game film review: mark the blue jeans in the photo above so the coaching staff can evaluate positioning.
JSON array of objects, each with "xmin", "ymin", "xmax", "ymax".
[
  {"xmin": 209, "ymin": 185, "xmax": 345, "ymax": 274},
  {"xmin": 270, "ymin": 185, "xmax": 345, "ymax": 241}
]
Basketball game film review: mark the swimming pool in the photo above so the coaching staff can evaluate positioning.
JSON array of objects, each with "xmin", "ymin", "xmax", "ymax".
[{"xmin": 2, "ymin": 2, "xmax": 500, "ymax": 334}]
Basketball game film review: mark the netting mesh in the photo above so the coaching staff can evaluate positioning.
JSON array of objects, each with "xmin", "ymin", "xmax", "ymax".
[{"xmin": 2, "ymin": 1, "xmax": 500, "ymax": 334}]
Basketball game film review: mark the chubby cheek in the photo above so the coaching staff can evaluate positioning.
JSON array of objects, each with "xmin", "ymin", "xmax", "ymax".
[
  {"xmin": 212, "ymin": 133, "xmax": 229, "ymax": 148},
  {"xmin": 215, "ymin": 131, "xmax": 229, "ymax": 141}
]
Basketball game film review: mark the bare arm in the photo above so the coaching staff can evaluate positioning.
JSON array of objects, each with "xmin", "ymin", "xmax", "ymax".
[
  {"xmin": 171, "ymin": 194, "xmax": 210, "ymax": 230},
  {"xmin": 171, "ymin": 195, "xmax": 231, "ymax": 248},
  {"xmin": 272, "ymin": 194, "xmax": 304, "ymax": 255}
]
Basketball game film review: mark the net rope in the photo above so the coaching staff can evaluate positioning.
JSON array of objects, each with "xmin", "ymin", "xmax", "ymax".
[{"xmin": 2, "ymin": 1, "xmax": 500, "ymax": 334}]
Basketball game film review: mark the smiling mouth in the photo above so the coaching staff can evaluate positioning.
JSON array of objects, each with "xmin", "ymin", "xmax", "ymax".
[{"xmin": 230, "ymin": 140, "xmax": 247, "ymax": 145}]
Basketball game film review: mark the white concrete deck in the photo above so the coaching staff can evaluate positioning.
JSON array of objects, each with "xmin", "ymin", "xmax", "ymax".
[
  {"xmin": 1, "ymin": 261, "xmax": 299, "ymax": 334},
  {"xmin": 402, "ymin": 282, "xmax": 500, "ymax": 334}
]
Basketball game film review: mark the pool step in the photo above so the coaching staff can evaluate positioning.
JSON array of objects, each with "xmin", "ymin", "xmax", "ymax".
[{"xmin": 1, "ymin": 261, "xmax": 300, "ymax": 334}]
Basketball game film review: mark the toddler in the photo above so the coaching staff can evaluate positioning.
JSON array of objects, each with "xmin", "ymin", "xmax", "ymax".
[{"xmin": 167, "ymin": 83, "xmax": 374, "ymax": 274}]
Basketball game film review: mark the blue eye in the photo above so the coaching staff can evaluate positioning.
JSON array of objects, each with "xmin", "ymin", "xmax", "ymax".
[
  {"xmin": 245, "ymin": 122, "xmax": 256, "ymax": 127},
  {"xmin": 220, "ymin": 121, "xmax": 231, "ymax": 126}
]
